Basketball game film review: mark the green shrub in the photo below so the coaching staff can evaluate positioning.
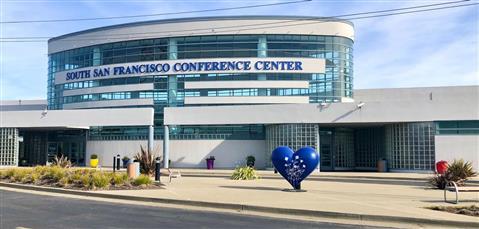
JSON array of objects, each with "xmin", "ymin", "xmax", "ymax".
[
  {"xmin": 28, "ymin": 172, "xmax": 41, "ymax": 184},
  {"xmin": 12, "ymin": 169, "xmax": 29, "ymax": 182},
  {"xmin": 90, "ymin": 154, "xmax": 98, "ymax": 159},
  {"xmin": 111, "ymin": 173, "xmax": 129, "ymax": 186},
  {"xmin": 92, "ymin": 173, "xmax": 110, "ymax": 189},
  {"xmin": 58, "ymin": 177, "xmax": 70, "ymax": 187},
  {"xmin": 10, "ymin": 168, "xmax": 28, "ymax": 182},
  {"xmin": 0, "ymin": 170, "xmax": 6, "ymax": 179},
  {"xmin": 133, "ymin": 174, "xmax": 152, "ymax": 186},
  {"xmin": 231, "ymin": 166, "xmax": 260, "ymax": 180},
  {"xmin": 44, "ymin": 166, "xmax": 67, "ymax": 182},
  {"xmin": 5, "ymin": 168, "xmax": 16, "ymax": 179},
  {"xmin": 33, "ymin": 166, "xmax": 49, "ymax": 177},
  {"xmin": 1, "ymin": 166, "xmax": 152, "ymax": 190},
  {"xmin": 80, "ymin": 174, "xmax": 93, "ymax": 188},
  {"xmin": 70, "ymin": 170, "xmax": 82, "ymax": 183}
]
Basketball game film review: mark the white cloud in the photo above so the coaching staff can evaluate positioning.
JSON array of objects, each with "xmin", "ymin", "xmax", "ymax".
[{"xmin": 354, "ymin": 2, "xmax": 478, "ymax": 88}]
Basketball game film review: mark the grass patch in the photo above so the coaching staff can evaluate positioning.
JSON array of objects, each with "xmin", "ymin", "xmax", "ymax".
[
  {"xmin": 427, "ymin": 205, "xmax": 479, "ymax": 217},
  {"xmin": 133, "ymin": 174, "xmax": 152, "ymax": 186},
  {"xmin": 0, "ymin": 166, "xmax": 158, "ymax": 191},
  {"xmin": 92, "ymin": 173, "xmax": 110, "ymax": 189},
  {"xmin": 111, "ymin": 172, "xmax": 129, "ymax": 186}
]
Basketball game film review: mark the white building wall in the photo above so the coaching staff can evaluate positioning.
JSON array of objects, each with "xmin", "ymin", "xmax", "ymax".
[
  {"xmin": 86, "ymin": 140, "xmax": 148, "ymax": 168},
  {"xmin": 435, "ymin": 135, "xmax": 479, "ymax": 171},
  {"xmin": 169, "ymin": 140, "xmax": 266, "ymax": 169},
  {"xmin": 86, "ymin": 139, "xmax": 266, "ymax": 169}
]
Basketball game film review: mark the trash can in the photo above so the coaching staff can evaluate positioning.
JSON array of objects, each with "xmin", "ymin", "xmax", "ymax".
[
  {"xmin": 205, "ymin": 156, "xmax": 215, "ymax": 170},
  {"xmin": 377, "ymin": 158, "xmax": 388, "ymax": 172},
  {"xmin": 436, "ymin": 160, "xmax": 448, "ymax": 174}
]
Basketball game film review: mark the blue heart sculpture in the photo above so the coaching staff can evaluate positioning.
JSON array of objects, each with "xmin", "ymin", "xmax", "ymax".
[{"xmin": 271, "ymin": 146, "xmax": 319, "ymax": 190}]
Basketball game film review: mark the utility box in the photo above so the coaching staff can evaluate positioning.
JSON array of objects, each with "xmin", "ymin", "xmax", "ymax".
[{"xmin": 127, "ymin": 161, "xmax": 140, "ymax": 178}]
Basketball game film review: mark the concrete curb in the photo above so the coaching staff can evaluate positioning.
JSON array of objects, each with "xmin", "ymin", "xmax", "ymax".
[
  {"xmin": 179, "ymin": 173, "xmax": 428, "ymax": 181},
  {"xmin": 1, "ymin": 182, "xmax": 478, "ymax": 228}
]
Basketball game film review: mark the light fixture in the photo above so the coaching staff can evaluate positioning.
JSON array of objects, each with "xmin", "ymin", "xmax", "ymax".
[
  {"xmin": 41, "ymin": 108, "xmax": 48, "ymax": 117},
  {"xmin": 357, "ymin": 102, "xmax": 365, "ymax": 109}
]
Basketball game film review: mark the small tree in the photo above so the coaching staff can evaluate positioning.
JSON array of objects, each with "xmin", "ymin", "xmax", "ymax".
[{"xmin": 134, "ymin": 145, "xmax": 161, "ymax": 176}]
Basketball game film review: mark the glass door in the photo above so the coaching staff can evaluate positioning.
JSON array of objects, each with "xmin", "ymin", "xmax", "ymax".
[
  {"xmin": 47, "ymin": 142, "xmax": 58, "ymax": 164},
  {"xmin": 319, "ymin": 131, "xmax": 333, "ymax": 171}
]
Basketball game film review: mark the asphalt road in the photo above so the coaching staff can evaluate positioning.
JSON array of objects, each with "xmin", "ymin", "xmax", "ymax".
[{"xmin": 0, "ymin": 190, "xmax": 391, "ymax": 229}]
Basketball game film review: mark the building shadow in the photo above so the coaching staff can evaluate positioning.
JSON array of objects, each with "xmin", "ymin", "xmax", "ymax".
[
  {"xmin": 314, "ymin": 177, "xmax": 428, "ymax": 187},
  {"xmin": 421, "ymin": 199, "xmax": 479, "ymax": 203},
  {"xmin": 219, "ymin": 185, "xmax": 284, "ymax": 191}
]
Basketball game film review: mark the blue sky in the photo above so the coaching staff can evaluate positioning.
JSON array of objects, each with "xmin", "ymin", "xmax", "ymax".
[{"xmin": 0, "ymin": 0, "xmax": 477, "ymax": 99}]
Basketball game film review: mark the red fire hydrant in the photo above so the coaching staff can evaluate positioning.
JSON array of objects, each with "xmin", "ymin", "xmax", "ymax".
[{"xmin": 436, "ymin": 160, "xmax": 448, "ymax": 174}]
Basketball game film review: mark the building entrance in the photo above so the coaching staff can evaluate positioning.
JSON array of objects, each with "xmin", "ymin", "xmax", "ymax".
[
  {"xmin": 19, "ymin": 129, "xmax": 86, "ymax": 166},
  {"xmin": 319, "ymin": 130, "xmax": 333, "ymax": 171}
]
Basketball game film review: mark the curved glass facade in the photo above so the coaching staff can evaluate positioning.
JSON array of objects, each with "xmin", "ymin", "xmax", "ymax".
[{"xmin": 48, "ymin": 34, "xmax": 353, "ymax": 140}]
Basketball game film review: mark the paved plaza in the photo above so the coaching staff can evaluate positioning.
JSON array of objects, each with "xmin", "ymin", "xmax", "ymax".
[{"xmin": 92, "ymin": 170, "xmax": 479, "ymax": 226}]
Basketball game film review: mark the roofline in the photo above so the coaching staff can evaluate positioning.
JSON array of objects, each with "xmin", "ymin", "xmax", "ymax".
[
  {"xmin": 355, "ymin": 85, "xmax": 479, "ymax": 91},
  {"xmin": 48, "ymin": 15, "xmax": 354, "ymax": 42}
]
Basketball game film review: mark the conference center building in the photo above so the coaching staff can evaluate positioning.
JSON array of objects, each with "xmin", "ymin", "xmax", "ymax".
[{"xmin": 1, "ymin": 16, "xmax": 478, "ymax": 171}]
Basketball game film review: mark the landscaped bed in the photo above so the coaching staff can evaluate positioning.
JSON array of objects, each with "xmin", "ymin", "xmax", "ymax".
[
  {"xmin": 427, "ymin": 205, "xmax": 479, "ymax": 217},
  {"xmin": 0, "ymin": 166, "xmax": 161, "ymax": 191}
]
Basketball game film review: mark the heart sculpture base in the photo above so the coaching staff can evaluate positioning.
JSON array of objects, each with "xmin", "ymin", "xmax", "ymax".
[
  {"xmin": 282, "ymin": 189, "xmax": 307, "ymax": 192},
  {"xmin": 271, "ymin": 146, "xmax": 320, "ymax": 191}
]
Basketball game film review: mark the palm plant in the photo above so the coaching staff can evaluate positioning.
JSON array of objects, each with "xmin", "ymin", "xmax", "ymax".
[
  {"xmin": 446, "ymin": 159, "xmax": 477, "ymax": 185},
  {"xmin": 51, "ymin": 155, "xmax": 72, "ymax": 168},
  {"xmin": 134, "ymin": 145, "xmax": 160, "ymax": 176}
]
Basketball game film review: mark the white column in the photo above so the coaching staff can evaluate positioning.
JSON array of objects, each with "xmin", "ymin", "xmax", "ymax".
[
  {"xmin": 163, "ymin": 125, "xmax": 169, "ymax": 168},
  {"xmin": 148, "ymin": 125, "xmax": 154, "ymax": 153}
]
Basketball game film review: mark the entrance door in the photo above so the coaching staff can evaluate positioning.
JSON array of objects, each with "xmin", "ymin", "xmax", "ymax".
[
  {"xmin": 47, "ymin": 142, "xmax": 59, "ymax": 164},
  {"xmin": 319, "ymin": 131, "xmax": 333, "ymax": 171}
]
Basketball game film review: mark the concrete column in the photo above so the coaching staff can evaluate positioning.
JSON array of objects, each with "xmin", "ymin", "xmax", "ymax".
[
  {"xmin": 257, "ymin": 36, "xmax": 267, "ymax": 96},
  {"xmin": 92, "ymin": 47, "xmax": 102, "ymax": 66},
  {"xmin": 163, "ymin": 125, "xmax": 169, "ymax": 168},
  {"xmin": 167, "ymin": 39, "xmax": 178, "ymax": 107},
  {"xmin": 257, "ymin": 36, "xmax": 267, "ymax": 58},
  {"xmin": 148, "ymin": 125, "xmax": 154, "ymax": 153}
]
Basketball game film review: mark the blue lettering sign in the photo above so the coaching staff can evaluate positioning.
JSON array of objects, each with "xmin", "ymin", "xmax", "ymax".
[{"xmin": 64, "ymin": 60, "xmax": 306, "ymax": 81}]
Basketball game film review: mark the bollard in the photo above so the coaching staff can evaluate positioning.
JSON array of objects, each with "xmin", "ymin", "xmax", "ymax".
[
  {"xmin": 116, "ymin": 154, "xmax": 121, "ymax": 171},
  {"xmin": 113, "ymin": 156, "xmax": 116, "ymax": 172},
  {"xmin": 155, "ymin": 157, "xmax": 161, "ymax": 182}
]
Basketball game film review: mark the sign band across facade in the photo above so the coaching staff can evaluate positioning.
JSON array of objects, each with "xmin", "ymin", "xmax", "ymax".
[{"xmin": 56, "ymin": 58, "xmax": 326, "ymax": 84}]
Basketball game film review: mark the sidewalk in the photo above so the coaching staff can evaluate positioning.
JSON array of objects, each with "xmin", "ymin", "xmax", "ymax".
[
  {"xmin": 176, "ymin": 168, "xmax": 434, "ymax": 179},
  {"xmin": 90, "ymin": 171, "xmax": 479, "ymax": 226},
  {"xmin": 2, "ymin": 169, "xmax": 478, "ymax": 227}
]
